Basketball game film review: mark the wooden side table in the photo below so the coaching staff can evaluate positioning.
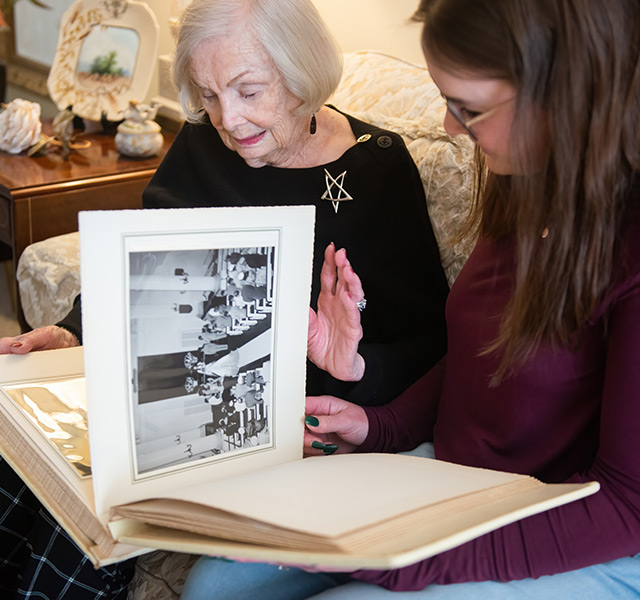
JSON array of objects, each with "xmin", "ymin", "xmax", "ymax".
[{"xmin": 0, "ymin": 124, "xmax": 176, "ymax": 329}]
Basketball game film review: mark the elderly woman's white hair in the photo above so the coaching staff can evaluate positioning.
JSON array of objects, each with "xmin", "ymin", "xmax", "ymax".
[{"xmin": 173, "ymin": 0, "xmax": 343, "ymax": 123}]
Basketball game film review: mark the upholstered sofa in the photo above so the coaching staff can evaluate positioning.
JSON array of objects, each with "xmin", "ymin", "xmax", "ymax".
[{"xmin": 15, "ymin": 50, "xmax": 475, "ymax": 599}]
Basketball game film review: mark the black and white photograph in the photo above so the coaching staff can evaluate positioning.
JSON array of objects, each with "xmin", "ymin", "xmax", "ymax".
[
  {"xmin": 80, "ymin": 206, "xmax": 313, "ymax": 516},
  {"xmin": 127, "ymin": 244, "xmax": 275, "ymax": 476}
]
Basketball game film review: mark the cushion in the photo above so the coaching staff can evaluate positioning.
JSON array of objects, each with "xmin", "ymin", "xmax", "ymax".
[
  {"xmin": 332, "ymin": 50, "xmax": 476, "ymax": 286},
  {"xmin": 17, "ymin": 231, "xmax": 81, "ymax": 329}
]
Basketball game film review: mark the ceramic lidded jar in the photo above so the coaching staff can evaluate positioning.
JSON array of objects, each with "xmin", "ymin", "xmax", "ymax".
[
  {"xmin": 115, "ymin": 101, "xmax": 164, "ymax": 158},
  {"xmin": 115, "ymin": 119, "xmax": 163, "ymax": 157}
]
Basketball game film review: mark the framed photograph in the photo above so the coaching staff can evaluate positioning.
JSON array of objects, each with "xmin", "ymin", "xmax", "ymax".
[
  {"xmin": 47, "ymin": 0, "xmax": 159, "ymax": 121},
  {"xmin": 78, "ymin": 206, "xmax": 315, "ymax": 521}
]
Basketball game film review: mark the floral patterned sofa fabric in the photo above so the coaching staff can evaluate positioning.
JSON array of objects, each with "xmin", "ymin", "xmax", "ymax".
[
  {"xmin": 17, "ymin": 230, "xmax": 81, "ymax": 329},
  {"xmin": 331, "ymin": 51, "xmax": 475, "ymax": 285},
  {"xmin": 17, "ymin": 51, "xmax": 475, "ymax": 331}
]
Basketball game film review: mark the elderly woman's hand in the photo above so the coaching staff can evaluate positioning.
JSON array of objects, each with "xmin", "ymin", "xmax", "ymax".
[
  {"xmin": 307, "ymin": 243, "xmax": 365, "ymax": 382},
  {"xmin": 304, "ymin": 394, "xmax": 369, "ymax": 457},
  {"xmin": 0, "ymin": 325, "xmax": 80, "ymax": 355}
]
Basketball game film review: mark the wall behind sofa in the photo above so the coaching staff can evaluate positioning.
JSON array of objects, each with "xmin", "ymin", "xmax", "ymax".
[
  {"xmin": 152, "ymin": 0, "xmax": 424, "ymax": 107},
  {"xmin": 313, "ymin": 0, "xmax": 423, "ymax": 64},
  {"xmin": 157, "ymin": 0, "xmax": 424, "ymax": 62}
]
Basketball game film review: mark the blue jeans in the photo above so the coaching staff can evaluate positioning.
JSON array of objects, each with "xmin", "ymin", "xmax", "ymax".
[
  {"xmin": 181, "ymin": 559, "xmax": 345, "ymax": 600},
  {"xmin": 180, "ymin": 553, "xmax": 640, "ymax": 600},
  {"xmin": 181, "ymin": 553, "xmax": 640, "ymax": 600}
]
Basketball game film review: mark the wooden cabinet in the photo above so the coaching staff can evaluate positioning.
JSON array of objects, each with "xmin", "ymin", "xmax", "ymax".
[{"xmin": 0, "ymin": 124, "xmax": 176, "ymax": 327}]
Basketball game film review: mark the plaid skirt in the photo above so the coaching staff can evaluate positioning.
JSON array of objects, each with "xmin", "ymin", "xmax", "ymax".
[{"xmin": 0, "ymin": 457, "xmax": 136, "ymax": 599}]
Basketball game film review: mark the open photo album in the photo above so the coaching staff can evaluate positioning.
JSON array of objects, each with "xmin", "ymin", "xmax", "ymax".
[{"xmin": 0, "ymin": 206, "xmax": 599, "ymax": 568}]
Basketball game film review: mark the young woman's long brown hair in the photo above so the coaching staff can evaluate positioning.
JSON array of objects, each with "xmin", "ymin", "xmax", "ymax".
[{"xmin": 416, "ymin": 0, "xmax": 640, "ymax": 382}]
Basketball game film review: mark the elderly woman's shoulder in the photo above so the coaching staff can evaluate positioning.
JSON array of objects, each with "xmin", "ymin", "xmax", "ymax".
[{"xmin": 337, "ymin": 108, "xmax": 408, "ymax": 154}]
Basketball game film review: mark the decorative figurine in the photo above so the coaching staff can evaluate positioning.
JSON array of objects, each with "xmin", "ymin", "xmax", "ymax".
[
  {"xmin": 51, "ymin": 106, "xmax": 76, "ymax": 159},
  {"xmin": 115, "ymin": 100, "xmax": 164, "ymax": 158}
]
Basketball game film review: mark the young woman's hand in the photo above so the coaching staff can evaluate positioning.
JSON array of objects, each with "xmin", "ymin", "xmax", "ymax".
[
  {"xmin": 0, "ymin": 325, "xmax": 80, "ymax": 354},
  {"xmin": 304, "ymin": 395, "xmax": 369, "ymax": 456},
  {"xmin": 307, "ymin": 243, "xmax": 365, "ymax": 382}
]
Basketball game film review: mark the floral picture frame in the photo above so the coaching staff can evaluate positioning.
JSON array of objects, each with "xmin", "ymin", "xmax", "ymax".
[{"xmin": 47, "ymin": 0, "xmax": 159, "ymax": 122}]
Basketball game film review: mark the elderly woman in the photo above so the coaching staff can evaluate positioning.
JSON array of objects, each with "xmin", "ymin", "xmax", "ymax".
[
  {"xmin": 120, "ymin": 0, "xmax": 449, "ymax": 405},
  {"xmin": 4, "ymin": 0, "xmax": 448, "ymax": 407},
  {"xmin": 0, "ymin": 0, "xmax": 448, "ymax": 595}
]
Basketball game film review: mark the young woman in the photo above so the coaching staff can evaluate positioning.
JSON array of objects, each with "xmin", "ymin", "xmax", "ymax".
[{"xmin": 181, "ymin": 0, "xmax": 640, "ymax": 598}]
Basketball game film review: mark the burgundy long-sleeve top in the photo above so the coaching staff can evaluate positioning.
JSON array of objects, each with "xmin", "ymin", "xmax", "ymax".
[{"xmin": 353, "ymin": 211, "xmax": 640, "ymax": 591}]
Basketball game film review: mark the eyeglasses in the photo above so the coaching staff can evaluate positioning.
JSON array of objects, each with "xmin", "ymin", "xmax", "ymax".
[{"xmin": 442, "ymin": 95, "xmax": 515, "ymax": 142}]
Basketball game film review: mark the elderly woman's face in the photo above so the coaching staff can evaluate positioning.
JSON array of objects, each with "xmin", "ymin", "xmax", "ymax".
[{"xmin": 190, "ymin": 33, "xmax": 305, "ymax": 168}]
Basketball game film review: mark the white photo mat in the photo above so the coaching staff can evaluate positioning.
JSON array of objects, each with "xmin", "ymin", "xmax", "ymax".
[{"xmin": 79, "ymin": 206, "xmax": 315, "ymax": 524}]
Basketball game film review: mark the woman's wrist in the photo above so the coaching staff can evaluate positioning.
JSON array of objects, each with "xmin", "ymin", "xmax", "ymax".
[
  {"xmin": 345, "ymin": 353, "xmax": 366, "ymax": 382},
  {"xmin": 51, "ymin": 325, "xmax": 81, "ymax": 348}
]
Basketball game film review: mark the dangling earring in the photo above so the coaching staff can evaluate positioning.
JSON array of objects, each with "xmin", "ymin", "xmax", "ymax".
[{"xmin": 309, "ymin": 112, "xmax": 317, "ymax": 135}]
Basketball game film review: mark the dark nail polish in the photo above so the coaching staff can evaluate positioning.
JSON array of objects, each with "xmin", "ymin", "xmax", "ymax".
[
  {"xmin": 311, "ymin": 441, "xmax": 326, "ymax": 450},
  {"xmin": 323, "ymin": 445, "xmax": 338, "ymax": 455},
  {"xmin": 305, "ymin": 416, "xmax": 319, "ymax": 427}
]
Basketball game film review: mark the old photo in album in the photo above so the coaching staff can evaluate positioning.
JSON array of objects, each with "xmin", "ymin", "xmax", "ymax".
[{"xmin": 79, "ymin": 206, "xmax": 316, "ymax": 523}]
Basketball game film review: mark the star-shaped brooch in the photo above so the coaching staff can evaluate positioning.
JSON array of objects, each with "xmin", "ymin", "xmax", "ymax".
[{"xmin": 321, "ymin": 169, "xmax": 353, "ymax": 214}]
